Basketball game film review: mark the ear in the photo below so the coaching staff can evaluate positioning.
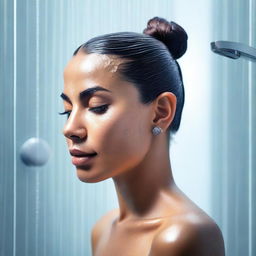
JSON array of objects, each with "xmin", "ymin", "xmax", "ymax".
[{"xmin": 152, "ymin": 92, "xmax": 177, "ymax": 131}]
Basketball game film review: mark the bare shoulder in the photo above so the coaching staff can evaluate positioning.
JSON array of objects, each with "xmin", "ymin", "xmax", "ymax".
[
  {"xmin": 91, "ymin": 208, "xmax": 119, "ymax": 254},
  {"xmin": 149, "ymin": 213, "xmax": 225, "ymax": 256}
]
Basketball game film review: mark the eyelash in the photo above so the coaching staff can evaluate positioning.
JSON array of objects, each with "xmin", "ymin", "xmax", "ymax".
[{"xmin": 58, "ymin": 104, "xmax": 109, "ymax": 118}]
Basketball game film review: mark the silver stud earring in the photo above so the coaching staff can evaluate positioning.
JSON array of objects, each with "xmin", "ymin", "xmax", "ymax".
[{"xmin": 152, "ymin": 126, "xmax": 163, "ymax": 136}]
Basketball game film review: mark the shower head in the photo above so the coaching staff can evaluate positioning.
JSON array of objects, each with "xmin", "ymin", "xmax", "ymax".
[{"xmin": 211, "ymin": 41, "xmax": 256, "ymax": 62}]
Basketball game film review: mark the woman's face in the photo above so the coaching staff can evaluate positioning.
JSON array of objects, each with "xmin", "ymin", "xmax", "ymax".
[{"xmin": 62, "ymin": 52, "xmax": 154, "ymax": 183}]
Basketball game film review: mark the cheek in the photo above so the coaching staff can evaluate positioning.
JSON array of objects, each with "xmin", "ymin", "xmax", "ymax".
[{"xmin": 93, "ymin": 109, "xmax": 151, "ymax": 169}]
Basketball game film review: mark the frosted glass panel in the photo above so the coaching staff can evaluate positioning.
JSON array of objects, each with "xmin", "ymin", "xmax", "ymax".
[
  {"xmin": 0, "ymin": 1, "xmax": 14, "ymax": 255},
  {"xmin": 211, "ymin": 0, "xmax": 256, "ymax": 255},
  {"xmin": 1, "ymin": 0, "xmax": 255, "ymax": 255}
]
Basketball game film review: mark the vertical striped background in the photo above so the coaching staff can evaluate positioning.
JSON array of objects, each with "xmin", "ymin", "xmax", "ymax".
[
  {"xmin": 0, "ymin": 0, "xmax": 255, "ymax": 255},
  {"xmin": 211, "ymin": 0, "xmax": 256, "ymax": 255}
]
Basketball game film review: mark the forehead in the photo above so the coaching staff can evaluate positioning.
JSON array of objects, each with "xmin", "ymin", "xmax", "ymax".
[
  {"xmin": 63, "ymin": 52, "xmax": 124, "ymax": 82},
  {"xmin": 62, "ymin": 52, "xmax": 141, "ymax": 103}
]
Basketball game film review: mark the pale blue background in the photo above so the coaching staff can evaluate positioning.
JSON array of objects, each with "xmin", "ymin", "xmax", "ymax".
[{"xmin": 0, "ymin": 0, "xmax": 255, "ymax": 255}]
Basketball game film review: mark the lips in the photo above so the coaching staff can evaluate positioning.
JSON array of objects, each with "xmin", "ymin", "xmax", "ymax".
[
  {"xmin": 69, "ymin": 148, "xmax": 97, "ymax": 157},
  {"xmin": 71, "ymin": 154, "xmax": 97, "ymax": 166},
  {"xmin": 69, "ymin": 148, "xmax": 97, "ymax": 166}
]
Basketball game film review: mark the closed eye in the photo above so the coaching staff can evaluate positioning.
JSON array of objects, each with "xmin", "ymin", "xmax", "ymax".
[
  {"xmin": 58, "ymin": 104, "xmax": 109, "ymax": 119},
  {"xmin": 58, "ymin": 110, "xmax": 71, "ymax": 119},
  {"xmin": 89, "ymin": 104, "xmax": 109, "ymax": 114}
]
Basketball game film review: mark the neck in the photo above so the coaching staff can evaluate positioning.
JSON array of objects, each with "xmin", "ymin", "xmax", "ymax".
[{"xmin": 112, "ymin": 135, "xmax": 178, "ymax": 223}]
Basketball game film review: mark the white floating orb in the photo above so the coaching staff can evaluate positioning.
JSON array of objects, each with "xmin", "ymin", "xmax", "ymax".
[{"xmin": 20, "ymin": 137, "xmax": 51, "ymax": 166}]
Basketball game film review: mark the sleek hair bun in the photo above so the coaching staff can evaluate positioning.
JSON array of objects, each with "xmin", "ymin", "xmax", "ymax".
[{"xmin": 143, "ymin": 16, "xmax": 188, "ymax": 60}]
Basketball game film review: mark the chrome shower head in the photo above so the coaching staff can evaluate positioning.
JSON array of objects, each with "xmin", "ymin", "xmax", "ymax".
[{"xmin": 211, "ymin": 41, "xmax": 256, "ymax": 62}]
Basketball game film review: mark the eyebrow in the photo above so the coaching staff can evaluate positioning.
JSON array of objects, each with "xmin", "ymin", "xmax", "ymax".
[{"xmin": 60, "ymin": 86, "xmax": 112, "ymax": 104}]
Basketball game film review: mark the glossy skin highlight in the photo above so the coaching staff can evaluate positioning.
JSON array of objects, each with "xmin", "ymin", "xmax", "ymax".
[{"xmin": 61, "ymin": 51, "xmax": 225, "ymax": 255}]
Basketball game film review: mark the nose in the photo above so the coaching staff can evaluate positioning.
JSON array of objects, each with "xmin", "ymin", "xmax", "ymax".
[
  {"xmin": 62, "ymin": 110, "xmax": 87, "ymax": 141},
  {"xmin": 64, "ymin": 128, "xmax": 87, "ymax": 142}
]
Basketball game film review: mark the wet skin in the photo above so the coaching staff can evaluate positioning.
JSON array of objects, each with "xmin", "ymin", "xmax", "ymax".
[{"xmin": 61, "ymin": 51, "xmax": 225, "ymax": 255}]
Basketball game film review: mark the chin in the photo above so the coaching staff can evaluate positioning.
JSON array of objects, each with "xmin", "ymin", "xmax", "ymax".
[{"xmin": 76, "ymin": 168, "xmax": 110, "ymax": 183}]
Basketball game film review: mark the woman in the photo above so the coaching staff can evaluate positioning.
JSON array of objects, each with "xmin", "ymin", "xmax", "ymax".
[{"xmin": 60, "ymin": 16, "xmax": 225, "ymax": 256}]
